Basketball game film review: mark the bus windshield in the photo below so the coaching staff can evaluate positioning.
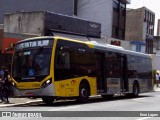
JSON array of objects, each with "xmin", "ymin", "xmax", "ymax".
[
  {"xmin": 13, "ymin": 48, "xmax": 52, "ymax": 77},
  {"xmin": 12, "ymin": 39, "xmax": 53, "ymax": 79}
]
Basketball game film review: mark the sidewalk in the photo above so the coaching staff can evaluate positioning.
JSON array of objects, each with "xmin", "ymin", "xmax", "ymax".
[
  {"xmin": 0, "ymin": 98, "xmax": 42, "ymax": 107},
  {"xmin": 153, "ymin": 84, "xmax": 160, "ymax": 91}
]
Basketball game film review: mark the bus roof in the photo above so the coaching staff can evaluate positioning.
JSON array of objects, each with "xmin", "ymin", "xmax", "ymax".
[
  {"xmin": 90, "ymin": 41, "xmax": 149, "ymax": 58},
  {"xmin": 17, "ymin": 36, "xmax": 150, "ymax": 58}
]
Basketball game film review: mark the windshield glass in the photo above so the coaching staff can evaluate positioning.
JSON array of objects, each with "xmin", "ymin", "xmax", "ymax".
[
  {"xmin": 12, "ymin": 39, "xmax": 53, "ymax": 78},
  {"xmin": 13, "ymin": 48, "xmax": 52, "ymax": 77}
]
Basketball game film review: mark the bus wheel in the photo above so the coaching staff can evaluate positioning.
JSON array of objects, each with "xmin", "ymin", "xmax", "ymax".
[
  {"xmin": 133, "ymin": 82, "xmax": 139, "ymax": 97},
  {"xmin": 77, "ymin": 83, "xmax": 89, "ymax": 103},
  {"xmin": 42, "ymin": 96, "xmax": 54, "ymax": 105}
]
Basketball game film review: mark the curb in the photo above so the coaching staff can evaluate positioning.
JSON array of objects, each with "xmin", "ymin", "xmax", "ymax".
[
  {"xmin": 154, "ymin": 89, "xmax": 160, "ymax": 92},
  {"xmin": 0, "ymin": 99, "xmax": 43, "ymax": 108},
  {"xmin": 153, "ymin": 86, "xmax": 160, "ymax": 91}
]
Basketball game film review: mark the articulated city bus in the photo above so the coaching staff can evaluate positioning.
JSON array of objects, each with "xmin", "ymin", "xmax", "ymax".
[{"xmin": 11, "ymin": 36, "xmax": 153, "ymax": 104}]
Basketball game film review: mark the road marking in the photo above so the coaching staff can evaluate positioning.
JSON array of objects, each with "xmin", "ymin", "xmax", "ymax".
[
  {"xmin": 48, "ymin": 105, "xmax": 81, "ymax": 111},
  {"xmin": 132, "ymin": 98, "xmax": 146, "ymax": 101},
  {"xmin": 136, "ymin": 117, "xmax": 151, "ymax": 120},
  {"xmin": 26, "ymin": 99, "xmax": 42, "ymax": 104}
]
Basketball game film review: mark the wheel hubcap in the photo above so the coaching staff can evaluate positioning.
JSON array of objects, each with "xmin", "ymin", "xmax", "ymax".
[{"xmin": 81, "ymin": 88, "xmax": 87, "ymax": 97}]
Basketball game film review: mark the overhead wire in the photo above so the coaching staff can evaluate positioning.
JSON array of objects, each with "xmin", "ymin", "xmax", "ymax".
[
  {"xmin": 78, "ymin": 0, "xmax": 107, "ymax": 10},
  {"xmin": 35, "ymin": 0, "xmax": 72, "ymax": 14},
  {"xmin": 78, "ymin": 0, "xmax": 92, "ymax": 10},
  {"xmin": 67, "ymin": 0, "xmax": 92, "ymax": 14},
  {"xmin": 62, "ymin": 0, "xmax": 93, "ymax": 15},
  {"xmin": 63, "ymin": 0, "xmax": 107, "ymax": 15}
]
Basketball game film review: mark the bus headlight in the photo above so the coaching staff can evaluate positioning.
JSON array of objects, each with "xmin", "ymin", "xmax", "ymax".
[
  {"xmin": 41, "ymin": 79, "xmax": 52, "ymax": 88},
  {"xmin": 12, "ymin": 82, "xmax": 17, "ymax": 87}
]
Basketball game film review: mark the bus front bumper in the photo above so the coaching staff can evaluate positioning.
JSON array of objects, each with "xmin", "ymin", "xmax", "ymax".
[{"xmin": 12, "ymin": 83, "xmax": 56, "ymax": 97}]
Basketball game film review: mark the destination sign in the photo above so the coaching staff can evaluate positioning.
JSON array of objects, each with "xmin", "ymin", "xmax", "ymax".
[{"xmin": 16, "ymin": 40, "xmax": 52, "ymax": 50}]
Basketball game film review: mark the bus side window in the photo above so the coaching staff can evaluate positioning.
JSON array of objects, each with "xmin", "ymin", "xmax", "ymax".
[{"xmin": 55, "ymin": 51, "xmax": 70, "ymax": 69}]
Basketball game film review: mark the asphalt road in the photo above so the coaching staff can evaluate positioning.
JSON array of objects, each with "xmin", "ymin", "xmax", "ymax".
[{"xmin": 0, "ymin": 91, "xmax": 160, "ymax": 120}]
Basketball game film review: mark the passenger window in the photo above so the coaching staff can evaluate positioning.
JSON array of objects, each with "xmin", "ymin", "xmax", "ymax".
[{"xmin": 55, "ymin": 51, "xmax": 70, "ymax": 69}]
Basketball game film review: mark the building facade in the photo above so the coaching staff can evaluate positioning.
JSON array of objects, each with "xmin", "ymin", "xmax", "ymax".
[
  {"xmin": 0, "ymin": 0, "xmax": 132, "ymax": 55},
  {"xmin": 157, "ymin": 19, "xmax": 160, "ymax": 36},
  {"xmin": 0, "ymin": 0, "xmax": 131, "ymax": 68},
  {"xmin": 125, "ymin": 7, "xmax": 155, "ymax": 54},
  {"xmin": 76, "ymin": 0, "xmax": 130, "ymax": 39},
  {"xmin": 130, "ymin": 41, "xmax": 146, "ymax": 53},
  {"xmin": 154, "ymin": 19, "xmax": 160, "ymax": 55},
  {"xmin": 0, "ymin": 24, "xmax": 3, "ymax": 53},
  {"xmin": 0, "ymin": 0, "xmax": 130, "ymax": 40},
  {"xmin": 0, "ymin": 0, "xmax": 75, "ymax": 24},
  {"xmin": 154, "ymin": 36, "xmax": 160, "ymax": 54}
]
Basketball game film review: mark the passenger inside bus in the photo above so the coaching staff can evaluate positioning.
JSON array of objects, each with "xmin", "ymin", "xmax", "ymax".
[
  {"xmin": 28, "ymin": 57, "xmax": 36, "ymax": 76},
  {"xmin": 35, "ymin": 54, "xmax": 49, "ymax": 75}
]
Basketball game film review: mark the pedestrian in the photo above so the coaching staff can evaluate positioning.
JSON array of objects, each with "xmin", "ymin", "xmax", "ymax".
[
  {"xmin": 0, "ymin": 67, "xmax": 4, "ymax": 102},
  {"xmin": 156, "ymin": 72, "xmax": 160, "ymax": 87},
  {"xmin": 0, "ymin": 67, "xmax": 4, "ymax": 79},
  {"xmin": 0, "ymin": 78, "xmax": 4, "ymax": 103},
  {"xmin": 0, "ymin": 70, "xmax": 11, "ymax": 103}
]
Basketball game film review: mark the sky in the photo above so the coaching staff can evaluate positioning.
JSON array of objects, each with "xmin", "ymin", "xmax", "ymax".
[{"xmin": 127, "ymin": 0, "xmax": 160, "ymax": 35}]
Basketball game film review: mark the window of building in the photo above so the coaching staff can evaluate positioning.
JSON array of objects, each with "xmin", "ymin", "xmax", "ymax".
[
  {"xmin": 136, "ymin": 45, "xmax": 141, "ymax": 52},
  {"xmin": 112, "ymin": 0, "xmax": 126, "ymax": 40},
  {"xmin": 113, "ymin": 0, "xmax": 119, "ymax": 12},
  {"xmin": 112, "ymin": 26, "xmax": 118, "ymax": 38},
  {"xmin": 144, "ymin": 10, "xmax": 147, "ymax": 22},
  {"xmin": 150, "ymin": 14, "xmax": 153, "ymax": 23},
  {"xmin": 113, "ymin": 12, "xmax": 119, "ymax": 26},
  {"xmin": 120, "ymin": 2, "xmax": 125, "ymax": 16},
  {"xmin": 74, "ymin": 0, "xmax": 78, "ymax": 16},
  {"xmin": 119, "ymin": 29, "xmax": 125, "ymax": 40}
]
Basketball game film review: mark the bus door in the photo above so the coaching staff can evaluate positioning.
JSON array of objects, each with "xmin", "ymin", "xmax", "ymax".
[
  {"xmin": 95, "ymin": 52, "xmax": 106, "ymax": 93},
  {"xmin": 120, "ymin": 55, "xmax": 128, "ymax": 92}
]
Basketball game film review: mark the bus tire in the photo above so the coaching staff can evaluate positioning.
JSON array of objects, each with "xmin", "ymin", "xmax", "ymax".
[
  {"xmin": 133, "ymin": 82, "xmax": 139, "ymax": 97},
  {"xmin": 77, "ymin": 83, "xmax": 90, "ymax": 103},
  {"xmin": 42, "ymin": 96, "xmax": 54, "ymax": 105}
]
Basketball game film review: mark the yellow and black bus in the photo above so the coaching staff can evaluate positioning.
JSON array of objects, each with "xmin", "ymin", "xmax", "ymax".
[{"xmin": 11, "ymin": 36, "xmax": 153, "ymax": 104}]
